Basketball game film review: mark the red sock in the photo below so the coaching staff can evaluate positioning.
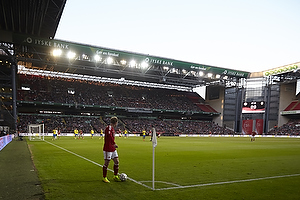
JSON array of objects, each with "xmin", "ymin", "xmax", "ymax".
[
  {"xmin": 114, "ymin": 164, "xmax": 119, "ymax": 175},
  {"xmin": 103, "ymin": 165, "xmax": 107, "ymax": 177}
]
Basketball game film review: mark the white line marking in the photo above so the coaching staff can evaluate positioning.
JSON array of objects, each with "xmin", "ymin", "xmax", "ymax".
[
  {"xmin": 43, "ymin": 140, "xmax": 300, "ymax": 191},
  {"xmin": 155, "ymin": 173, "xmax": 300, "ymax": 191},
  {"xmin": 140, "ymin": 181, "xmax": 182, "ymax": 187},
  {"xmin": 43, "ymin": 140, "xmax": 152, "ymax": 189}
]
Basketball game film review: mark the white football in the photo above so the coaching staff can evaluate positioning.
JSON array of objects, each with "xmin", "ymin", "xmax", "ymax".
[{"xmin": 119, "ymin": 173, "xmax": 127, "ymax": 181}]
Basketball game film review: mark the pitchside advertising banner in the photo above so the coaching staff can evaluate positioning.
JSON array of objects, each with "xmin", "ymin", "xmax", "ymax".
[
  {"xmin": 0, "ymin": 135, "xmax": 13, "ymax": 151},
  {"xmin": 242, "ymin": 119, "xmax": 264, "ymax": 135},
  {"xmin": 12, "ymin": 34, "xmax": 250, "ymax": 78}
]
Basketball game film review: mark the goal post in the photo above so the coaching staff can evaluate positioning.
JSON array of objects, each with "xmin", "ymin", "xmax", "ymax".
[{"xmin": 28, "ymin": 124, "xmax": 44, "ymax": 140}]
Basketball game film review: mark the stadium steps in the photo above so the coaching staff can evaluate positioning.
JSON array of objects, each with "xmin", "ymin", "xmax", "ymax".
[
  {"xmin": 99, "ymin": 116, "xmax": 107, "ymax": 127},
  {"xmin": 187, "ymin": 94, "xmax": 218, "ymax": 113},
  {"xmin": 284, "ymin": 101, "xmax": 300, "ymax": 111},
  {"xmin": 293, "ymin": 101, "xmax": 300, "ymax": 110}
]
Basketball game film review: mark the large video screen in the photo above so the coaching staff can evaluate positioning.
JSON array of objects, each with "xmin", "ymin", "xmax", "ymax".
[{"xmin": 242, "ymin": 101, "xmax": 265, "ymax": 113}]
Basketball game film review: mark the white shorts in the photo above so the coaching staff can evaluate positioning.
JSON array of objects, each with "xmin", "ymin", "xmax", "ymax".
[{"xmin": 103, "ymin": 150, "xmax": 118, "ymax": 160}]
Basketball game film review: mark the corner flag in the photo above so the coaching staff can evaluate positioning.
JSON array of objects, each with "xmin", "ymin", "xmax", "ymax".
[
  {"xmin": 152, "ymin": 128, "xmax": 157, "ymax": 148},
  {"xmin": 152, "ymin": 128, "xmax": 157, "ymax": 190}
]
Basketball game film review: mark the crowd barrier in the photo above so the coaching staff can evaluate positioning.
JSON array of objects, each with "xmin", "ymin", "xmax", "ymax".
[
  {"xmin": 0, "ymin": 135, "xmax": 13, "ymax": 151},
  {"xmin": 19, "ymin": 133, "xmax": 300, "ymax": 138},
  {"xmin": 19, "ymin": 133, "xmax": 140, "ymax": 137},
  {"xmin": 179, "ymin": 134, "xmax": 300, "ymax": 138}
]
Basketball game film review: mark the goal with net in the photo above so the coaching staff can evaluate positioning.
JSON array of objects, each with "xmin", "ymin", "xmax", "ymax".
[{"xmin": 28, "ymin": 124, "xmax": 45, "ymax": 140}]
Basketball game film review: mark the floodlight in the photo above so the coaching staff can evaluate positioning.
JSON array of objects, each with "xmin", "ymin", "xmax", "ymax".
[
  {"xmin": 207, "ymin": 73, "xmax": 213, "ymax": 78},
  {"xmin": 106, "ymin": 57, "xmax": 113, "ymax": 64},
  {"xmin": 94, "ymin": 55, "xmax": 101, "ymax": 62},
  {"xmin": 141, "ymin": 61, "xmax": 149, "ymax": 69},
  {"xmin": 199, "ymin": 71, "xmax": 204, "ymax": 76},
  {"xmin": 120, "ymin": 60, "xmax": 127, "ymax": 65},
  {"xmin": 216, "ymin": 74, "xmax": 221, "ymax": 79},
  {"xmin": 223, "ymin": 76, "xmax": 228, "ymax": 80},
  {"xmin": 182, "ymin": 69, "xmax": 187, "ymax": 74},
  {"xmin": 52, "ymin": 49, "xmax": 62, "ymax": 57},
  {"xmin": 129, "ymin": 60, "xmax": 136, "ymax": 67},
  {"xmin": 82, "ymin": 54, "xmax": 89, "ymax": 60},
  {"xmin": 163, "ymin": 66, "xmax": 169, "ymax": 71},
  {"xmin": 67, "ymin": 51, "xmax": 76, "ymax": 59}
]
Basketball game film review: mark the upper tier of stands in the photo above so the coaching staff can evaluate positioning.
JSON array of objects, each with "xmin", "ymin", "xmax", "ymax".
[{"xmin": 17, "ymin": 74, "xmax": 218, "ymax": 113}]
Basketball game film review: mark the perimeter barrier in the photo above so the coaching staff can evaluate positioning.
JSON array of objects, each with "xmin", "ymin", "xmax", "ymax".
[{"xmin": 0, "ymin": 135, "xmax": 13, "ymax": 151}]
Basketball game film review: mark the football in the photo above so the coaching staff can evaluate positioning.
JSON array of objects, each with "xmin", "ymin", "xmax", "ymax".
[{"xmin": 119, "ymin": 173, "xmax": 127, "ymax": 181}]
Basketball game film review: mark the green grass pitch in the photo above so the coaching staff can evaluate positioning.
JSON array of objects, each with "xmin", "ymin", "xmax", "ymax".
[{"xmin": 27, "ymin": 136, "xmax": 300, "ymax": 200}]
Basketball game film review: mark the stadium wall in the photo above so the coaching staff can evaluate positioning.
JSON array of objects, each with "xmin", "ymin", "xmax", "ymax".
[
  {"xmin": 206, "ymin": 87, "xmax": 224, "ymax": 127},
  {"xmin": 278, "ymin": 83, "xmax": 296, "ymax": 127}
]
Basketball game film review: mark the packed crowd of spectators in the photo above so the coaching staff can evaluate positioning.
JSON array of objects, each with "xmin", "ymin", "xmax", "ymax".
[
  {"xmin": 0, "ymin": 130, "xmax": 8, "ymax": 137},
  {"xmin": 16, "ymin": 74, "xmax": 233, "ymax": 135},
  {"xmin": 19, "ymin": 114, "xmax": 300, "ymax": 135},
  {"xmin": 17, "ymin": 115, "xmax": 235, "ymax": 135},
  {"xmin": 16, "ymin": 74, "xmax": 300, "ymax": 136},
  {"xmin": 17, "ymin": 74, "xmax": 206, "ymax": 112},
  {"xmin": 18, "ymin": 115, "xmax": 107, "ymax": 134},
  {"xmin": 123, "ymin": 118, "xmax": 235, "ymax": 135},
  {"xmin": 267, "ymin": 119, "xmax": 300, "ymax": 135}
]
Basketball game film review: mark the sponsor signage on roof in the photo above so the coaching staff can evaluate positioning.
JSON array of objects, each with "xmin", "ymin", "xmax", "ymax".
[
  {"xmin": 13, "ymin": 34, "xmax": 250, "ymax": 78},
  {"xmin": 263, "ymin": 64, "xmax": 298, "ymax": 77}
]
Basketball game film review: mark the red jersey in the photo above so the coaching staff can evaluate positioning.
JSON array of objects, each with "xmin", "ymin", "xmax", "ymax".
[{"xmin": 103, "ymin": 125, "xmax": 116, "ymax": 152}]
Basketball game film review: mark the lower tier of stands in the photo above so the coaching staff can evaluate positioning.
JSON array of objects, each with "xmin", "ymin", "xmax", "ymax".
[
  {"xmin": 17, "ymin": 115, "xmax": 300, "ymax": 136},
  {"xmin": 17, "ymin": 114, "xmax": 234, "ymax": 135}
]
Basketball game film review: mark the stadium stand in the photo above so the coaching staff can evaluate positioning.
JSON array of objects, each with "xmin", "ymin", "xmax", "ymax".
[
  {"xmin": 187, "ymin": 93, "xmax": 218, "ymax": 113},
  {"xmin": 284, "ymin": 101, "xmax": 300, "ymax": 111},
  {"xmin": 267, "ymin": 119, "xmax": 300, "ymax": 135},
  {"xmin": 16, "ymin": 74, "xmax": 233, "ymax": 135},
  {"xmin": 18, "ymin": 74, "xmax": 209, "ymax": 111},
  {"xmin": 17, "ymin": 115, "xmax": 235, "ymax": 135}
]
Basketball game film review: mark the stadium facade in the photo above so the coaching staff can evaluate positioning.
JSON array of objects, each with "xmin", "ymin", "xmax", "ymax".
[{"xmin": 0, "ymin": 0, "xmax": 299, "ymax": 135}]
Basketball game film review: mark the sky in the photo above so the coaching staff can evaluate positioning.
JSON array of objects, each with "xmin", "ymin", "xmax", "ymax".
[{"xmin": 55, "ymin": 0, "xmax": 300, "ymax": 73}]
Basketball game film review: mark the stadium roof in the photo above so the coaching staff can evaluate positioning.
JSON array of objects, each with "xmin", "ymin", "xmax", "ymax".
[
  {"xmin": 11, "ymin": 33, "xmax": 250, "ymax": 88},
  {"xmin": 1, "ymin": 0, "xmax": 298, "ymax": 89},
  {"xmin": 0, "ymin": 0, "xmax": 66, "ymax": 38}
]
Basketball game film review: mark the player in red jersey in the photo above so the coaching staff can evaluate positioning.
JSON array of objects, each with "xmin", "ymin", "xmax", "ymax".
[
  {"xmin": 79, "ymin": 129, "xmax": 84, "ymax": 139},
  {"xmin": 57, "ymin": 128, "xmax": 61, "ymax": 139},
  {"xmin": 251, "ymin": 131, "xmax": 256, "ymax": 142},
  {"xmin": 102, "ymin": 116, "xmax": 121, "ymax": 183}
]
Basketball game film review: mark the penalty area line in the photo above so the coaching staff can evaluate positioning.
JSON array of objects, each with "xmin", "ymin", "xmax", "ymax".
[
  {"xmin": 43, "ymin": 140, "xmax": 152, "ymax": 190},
  {"xmin": 155, "ymin": 173, "xmax": 300, "ymax": 191}
]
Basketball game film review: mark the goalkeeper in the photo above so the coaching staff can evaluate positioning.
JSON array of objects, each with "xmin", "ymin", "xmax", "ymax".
[{"xmin": 102, "ymin": 116, "xmax": 121, "ymax": 183}]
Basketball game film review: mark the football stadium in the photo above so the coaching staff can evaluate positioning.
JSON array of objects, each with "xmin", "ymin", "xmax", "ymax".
[{"xmin": 1, "ymin": 1, "xmax": 300, "ymax": 200}]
